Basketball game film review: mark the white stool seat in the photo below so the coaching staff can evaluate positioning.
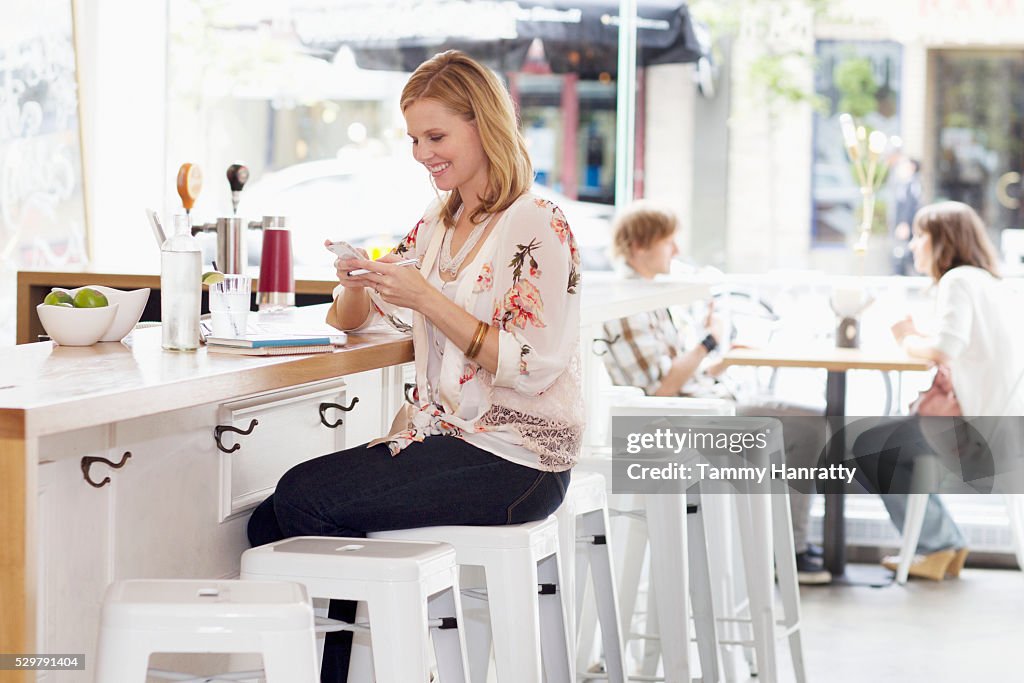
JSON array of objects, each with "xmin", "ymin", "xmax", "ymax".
[
  {"xmin": 242, "ymin": 536, "xmax": 471, "ymax": 683},
  {"xmin": 95, "ymin": 579, "xmax": 318, "ymax": 682},
  {"xmin": 244, "ymin": 536, "xmax": 458, "ymax": 585},
  {"xmin": 373, "ymin": 515, "xmax": 572, "ymax": 683}
]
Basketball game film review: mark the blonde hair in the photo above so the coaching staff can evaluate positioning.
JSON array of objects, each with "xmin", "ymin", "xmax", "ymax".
[
  {"xmin": 401, "ymin": 50, "xmax": 533, "ymax": 229},
  {"xmin": 912, "ymin": 201, "xmax": 1000, "ymax": 280},
  {"xmin": 611, "ymin": 201, "xmax": 679, "ymax": 260}
]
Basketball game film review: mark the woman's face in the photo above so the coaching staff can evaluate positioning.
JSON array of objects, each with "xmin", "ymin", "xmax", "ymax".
[
  {"xmin": 909, "ymin": 223, "xmax": 933, "ymax": 276},
  {"xmin": 404, "ymin": 98, "xmax": 489, "ymax": 201},
  {"xmin": 631, "ymin": 232, "xmax": 679, "ymax": 277}
]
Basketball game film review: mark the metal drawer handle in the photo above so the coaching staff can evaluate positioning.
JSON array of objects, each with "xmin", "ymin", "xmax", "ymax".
[
  {"xmin": 592, "ymin": 334, "xmax": 621, "ymax": 357},
  {"xmin": 214, "ymin": 418, "xmax": 259, "ymax": 453},
  {"xmin": 319, "ymin": 397, "xmax": 359, "ymax": 428},
  {"xmin": 81, "ymin": 451, "xmax": 132, "ymax": 488}
]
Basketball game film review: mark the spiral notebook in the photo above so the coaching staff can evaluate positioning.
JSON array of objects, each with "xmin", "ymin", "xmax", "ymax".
[{"xmin": 206, "ymin": 343, "xmax": 337, "ymax": 356}]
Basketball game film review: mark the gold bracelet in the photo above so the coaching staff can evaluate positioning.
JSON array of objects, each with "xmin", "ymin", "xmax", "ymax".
[{"xmin": 465, "ymin": 321, "xmax": 489, "ymax": 359}]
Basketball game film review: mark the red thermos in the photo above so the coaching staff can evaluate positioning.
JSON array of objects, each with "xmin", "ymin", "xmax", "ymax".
[{"xmin": 257, "ymin": 219, "xmax": 294, "ymax": 310}]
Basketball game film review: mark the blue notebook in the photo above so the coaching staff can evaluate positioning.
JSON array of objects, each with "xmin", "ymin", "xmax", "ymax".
[{"xmin": 206, "ymin": 333, "xmax": 347, "ymax": 348}]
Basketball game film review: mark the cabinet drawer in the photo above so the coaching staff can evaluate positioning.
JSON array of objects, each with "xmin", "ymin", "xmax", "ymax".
[{"xmin": 217, "ymin": 379, "xmax": 351, "ymax": 520}]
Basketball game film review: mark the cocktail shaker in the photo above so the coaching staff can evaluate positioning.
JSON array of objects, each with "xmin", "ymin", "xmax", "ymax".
[
  {"xmin": 215, "ymin": 218, "xmax": 245, "ymax": 274},
  {"xmin": 257, "ymin": 218, "xmax": 294, "ymax": 310}
]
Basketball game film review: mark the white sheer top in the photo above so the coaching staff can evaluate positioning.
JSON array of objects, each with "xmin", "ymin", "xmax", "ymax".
[{"xmin": 928, "ymin": 266, "xmax": 1024, "ymax": 416}]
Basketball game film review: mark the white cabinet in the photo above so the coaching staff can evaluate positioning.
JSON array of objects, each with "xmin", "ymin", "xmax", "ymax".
[
  {"xmin": 337, "ymin": 368, "xmax": 384, "ymax": 447},
  {"xmin": 215, "ymin": 379, "xmax": 350, "ymax": 521},
  {"xmin": 36, "ymin": 428, "xmax": 113, "ymax": 683},
  {"xmin": 111, "ymin": 404, "xmax": 247, "ymax": 581},
  {"xmin": 31, "ymin": 370, "xmax": 404, "ymax": 681},
  {"xmin": 329, "ymin": 364, "xmax": 415, "ymax": 448}
]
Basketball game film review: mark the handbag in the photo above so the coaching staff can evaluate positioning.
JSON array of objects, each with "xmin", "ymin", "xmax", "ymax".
[{"xmin": 911, "ymin": 365, "xmax": 962, "ymax": 417}]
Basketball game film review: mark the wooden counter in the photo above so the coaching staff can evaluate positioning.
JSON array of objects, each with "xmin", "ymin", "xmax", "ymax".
[
  {"xmin": 0, "ymin": 306, "xmax": 412, "ymax": 678},
  {"xmin": 16, "ymin": 269, "xmax": 340, "ymax": 345}
]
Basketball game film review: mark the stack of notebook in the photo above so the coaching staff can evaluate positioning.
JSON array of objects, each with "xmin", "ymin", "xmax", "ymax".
[{"xmin": 205, "ymin": 332, "xmax": 348, "ymax": 355}]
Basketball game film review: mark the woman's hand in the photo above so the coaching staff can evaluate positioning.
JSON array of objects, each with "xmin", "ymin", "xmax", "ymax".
[
  {"xmin": 933, "ymin": 365, "xmax": 954, "ymax": 393},
  {"xmin": 326, "ymin": 240, "xmax": 370, "ymax": 289},
  {"xmin": 892, "ymin": 315, "xmax": 950, "ymax": 364},
  {"xmin": 890, "ymin": 315, "xmax": 919, "ymax": 343},
  {"xmin": 347, "ymin": 256, "xmax": 435, "ymax": 311}
]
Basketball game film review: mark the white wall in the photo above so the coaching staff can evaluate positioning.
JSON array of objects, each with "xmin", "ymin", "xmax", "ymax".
[
  {"xmin": 643, "ymin": 63, "xmax": 696, "ymax": 252},
  {"xmin": 725, "ymin": 2, "xmax": 816, "ymax": 274}
]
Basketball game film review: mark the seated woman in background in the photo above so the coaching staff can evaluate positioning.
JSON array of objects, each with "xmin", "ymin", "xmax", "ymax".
[
  {"xmin": 854, "ymin": 201, "xmax": 1024, "ymax": 581},
  {"xmin": 247, "ymin": 50, "xmax": 583, "ymax": 681}
]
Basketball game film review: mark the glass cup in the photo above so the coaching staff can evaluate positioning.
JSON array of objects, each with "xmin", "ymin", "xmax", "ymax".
[{"xmin": 209, "ymin": 274, "xmax": 252, "ymax": 338}]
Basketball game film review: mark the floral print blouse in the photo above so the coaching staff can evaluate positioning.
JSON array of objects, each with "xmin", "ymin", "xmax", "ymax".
[{"xmin": 361, "ymin": 193, "xmax": 584, "ymax": 471}]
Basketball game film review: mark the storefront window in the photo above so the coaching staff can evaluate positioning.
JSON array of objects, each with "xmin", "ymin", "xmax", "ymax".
[
  {"xmin": 166, "ymin": 0, "xmax": 631, "ymax": 268},
  {"xmin": 165, "ymin": 1, "xmax": 706, "ymax": 271},
  {"xmin": 811, "ymin": 40, "xmax": 902, "ymax": 246},
  {"xmin": 932, "ymin": 50, "xmax": 1024, "ymax": 235},
  {"xmin": 518, "ymin": 74, "xmax": 617, "ymax": 204}
]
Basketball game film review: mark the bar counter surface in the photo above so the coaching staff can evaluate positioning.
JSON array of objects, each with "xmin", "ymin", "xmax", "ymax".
[{"xmin": 0, "ymin": 305, "xmax": 413, "ymax": 679}]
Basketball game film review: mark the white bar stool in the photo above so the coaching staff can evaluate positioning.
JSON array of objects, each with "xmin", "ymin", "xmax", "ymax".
[
  {"xmin": 595, "ymin": 401, "xmax": 807, "ymax": 683},
  {"xmin": 700, "ymin": 429, "xmax": 807, "ymax": 683},
  {"xmin": 573, "ymin": 453, "xmax": 707, "ymax": 683},
  {"xmin": 240, "ymin": 536, "xmax": 471, "ymax": 683},
  {"xmin": 371, "ymin": 515, "xmax": 572, "ymax": 683},
  {"xmin": 94, "ymin": 579, "xmax": 318, "ymax": 682},
  {"xmin": 554, "ymin": 470, "xmax": 628, "ymax": 682},
  {"xmin": 897, "ymin": 492, "xmax": 1024, "ymax": 584},
  {"xmin": 598, "ymin": 395, "xmax": 735, "ymax": 683}
]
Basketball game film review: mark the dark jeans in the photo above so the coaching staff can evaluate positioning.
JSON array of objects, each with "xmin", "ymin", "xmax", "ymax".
[
  {"xmin": 247, "ymin": 436, "xmax": 571, "ymax": 683},
  {"xmin": 851, "ymin": 418, "xmax": 972, "ymax": 553}
]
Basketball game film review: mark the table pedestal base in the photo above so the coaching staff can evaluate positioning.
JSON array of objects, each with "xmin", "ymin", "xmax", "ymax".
[{"xmin": 826, "ymin": 562, "xmax": 895, "ymax": 588}]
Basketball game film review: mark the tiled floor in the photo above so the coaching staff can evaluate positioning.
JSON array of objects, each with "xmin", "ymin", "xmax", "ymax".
[{"xmin": 792, "ymin": 564, "xmax": 1024, "ymax": 682}]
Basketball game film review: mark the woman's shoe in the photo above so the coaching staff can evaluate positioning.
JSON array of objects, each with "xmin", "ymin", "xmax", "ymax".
[
  {"xmin": 945, "ymin": 547, "xmax": 970, "ymax": 578},
  {"xmin": 880, "ymin": 548, "xmax": 958, "ymax": 581}
]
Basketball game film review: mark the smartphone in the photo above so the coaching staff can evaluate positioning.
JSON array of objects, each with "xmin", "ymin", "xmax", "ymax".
[
  {"xmin": 325, "ymin": 240, "xmax": 362, "ymax": 261},
  {"xmin": 347, "ymin": 258, "xmax": 419, "ymax": 277}
]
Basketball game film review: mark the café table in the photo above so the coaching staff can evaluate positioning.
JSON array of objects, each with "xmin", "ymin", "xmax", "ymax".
[{"xmin": 720, "ymin": 345, "xmax": 932, "ymax": 583}]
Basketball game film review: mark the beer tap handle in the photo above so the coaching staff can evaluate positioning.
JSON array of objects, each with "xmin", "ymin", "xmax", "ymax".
[
  {"xmin": 226, "ymin": 164, "xmax": 249, "ymax": 216},
  {"xmin": 176, "ymin": 163, "xmax": 203, "ymax": 227}
]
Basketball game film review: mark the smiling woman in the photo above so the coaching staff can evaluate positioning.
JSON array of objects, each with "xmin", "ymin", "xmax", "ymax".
[{"xmin": 248, "ymin": 50, "xmax": 584, "ymax": 682}]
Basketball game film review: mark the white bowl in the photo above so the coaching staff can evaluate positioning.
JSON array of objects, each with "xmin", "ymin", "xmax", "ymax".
[
  {"xmin": 36, "ymin": 302, "xmax": 120, "ymax": 346},
  {"xmin": 63, "ymin": 285, "xmax": 151, "ymax": 341}
]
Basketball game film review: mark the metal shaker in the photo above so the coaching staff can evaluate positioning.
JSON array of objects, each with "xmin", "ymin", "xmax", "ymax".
[
  {"xmin": 256, "ymin": 217, "xmax": 294, "ymax": 310},
  {"xmin": 215, "ymin": 217, "xmax": 245, "ymax": 274}
]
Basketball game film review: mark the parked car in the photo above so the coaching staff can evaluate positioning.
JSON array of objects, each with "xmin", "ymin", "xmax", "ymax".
[{"xmin": 237, "ymin": 158, "xmax": 615, "ymax": 271}]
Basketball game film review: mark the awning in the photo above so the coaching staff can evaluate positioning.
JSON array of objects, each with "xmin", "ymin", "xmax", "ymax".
[{"xmin": 294, "ymin": 0, "xmax": 711, "ymax": 78}]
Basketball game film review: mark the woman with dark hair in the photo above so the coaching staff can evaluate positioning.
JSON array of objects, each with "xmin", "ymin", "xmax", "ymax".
[
  {"xmin": 247, "ymin": 51, "xmax": 583, "ymax": 679},
  {"xmin": 854, "ymin": 201, "xmax": 1024, "ymax": 580}
]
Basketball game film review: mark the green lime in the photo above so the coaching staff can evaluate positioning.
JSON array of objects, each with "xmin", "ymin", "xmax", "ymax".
[
  {"xmin": 72, "ymin": 288, "xmax": 109, "ymax": 308},
  {"xmin": 202, "ymin": 271, "xmax": 225, "ymax": 286},
  {"xmin": 44, "ymin": 290, "xmax": 74, "ymax": 306}
]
